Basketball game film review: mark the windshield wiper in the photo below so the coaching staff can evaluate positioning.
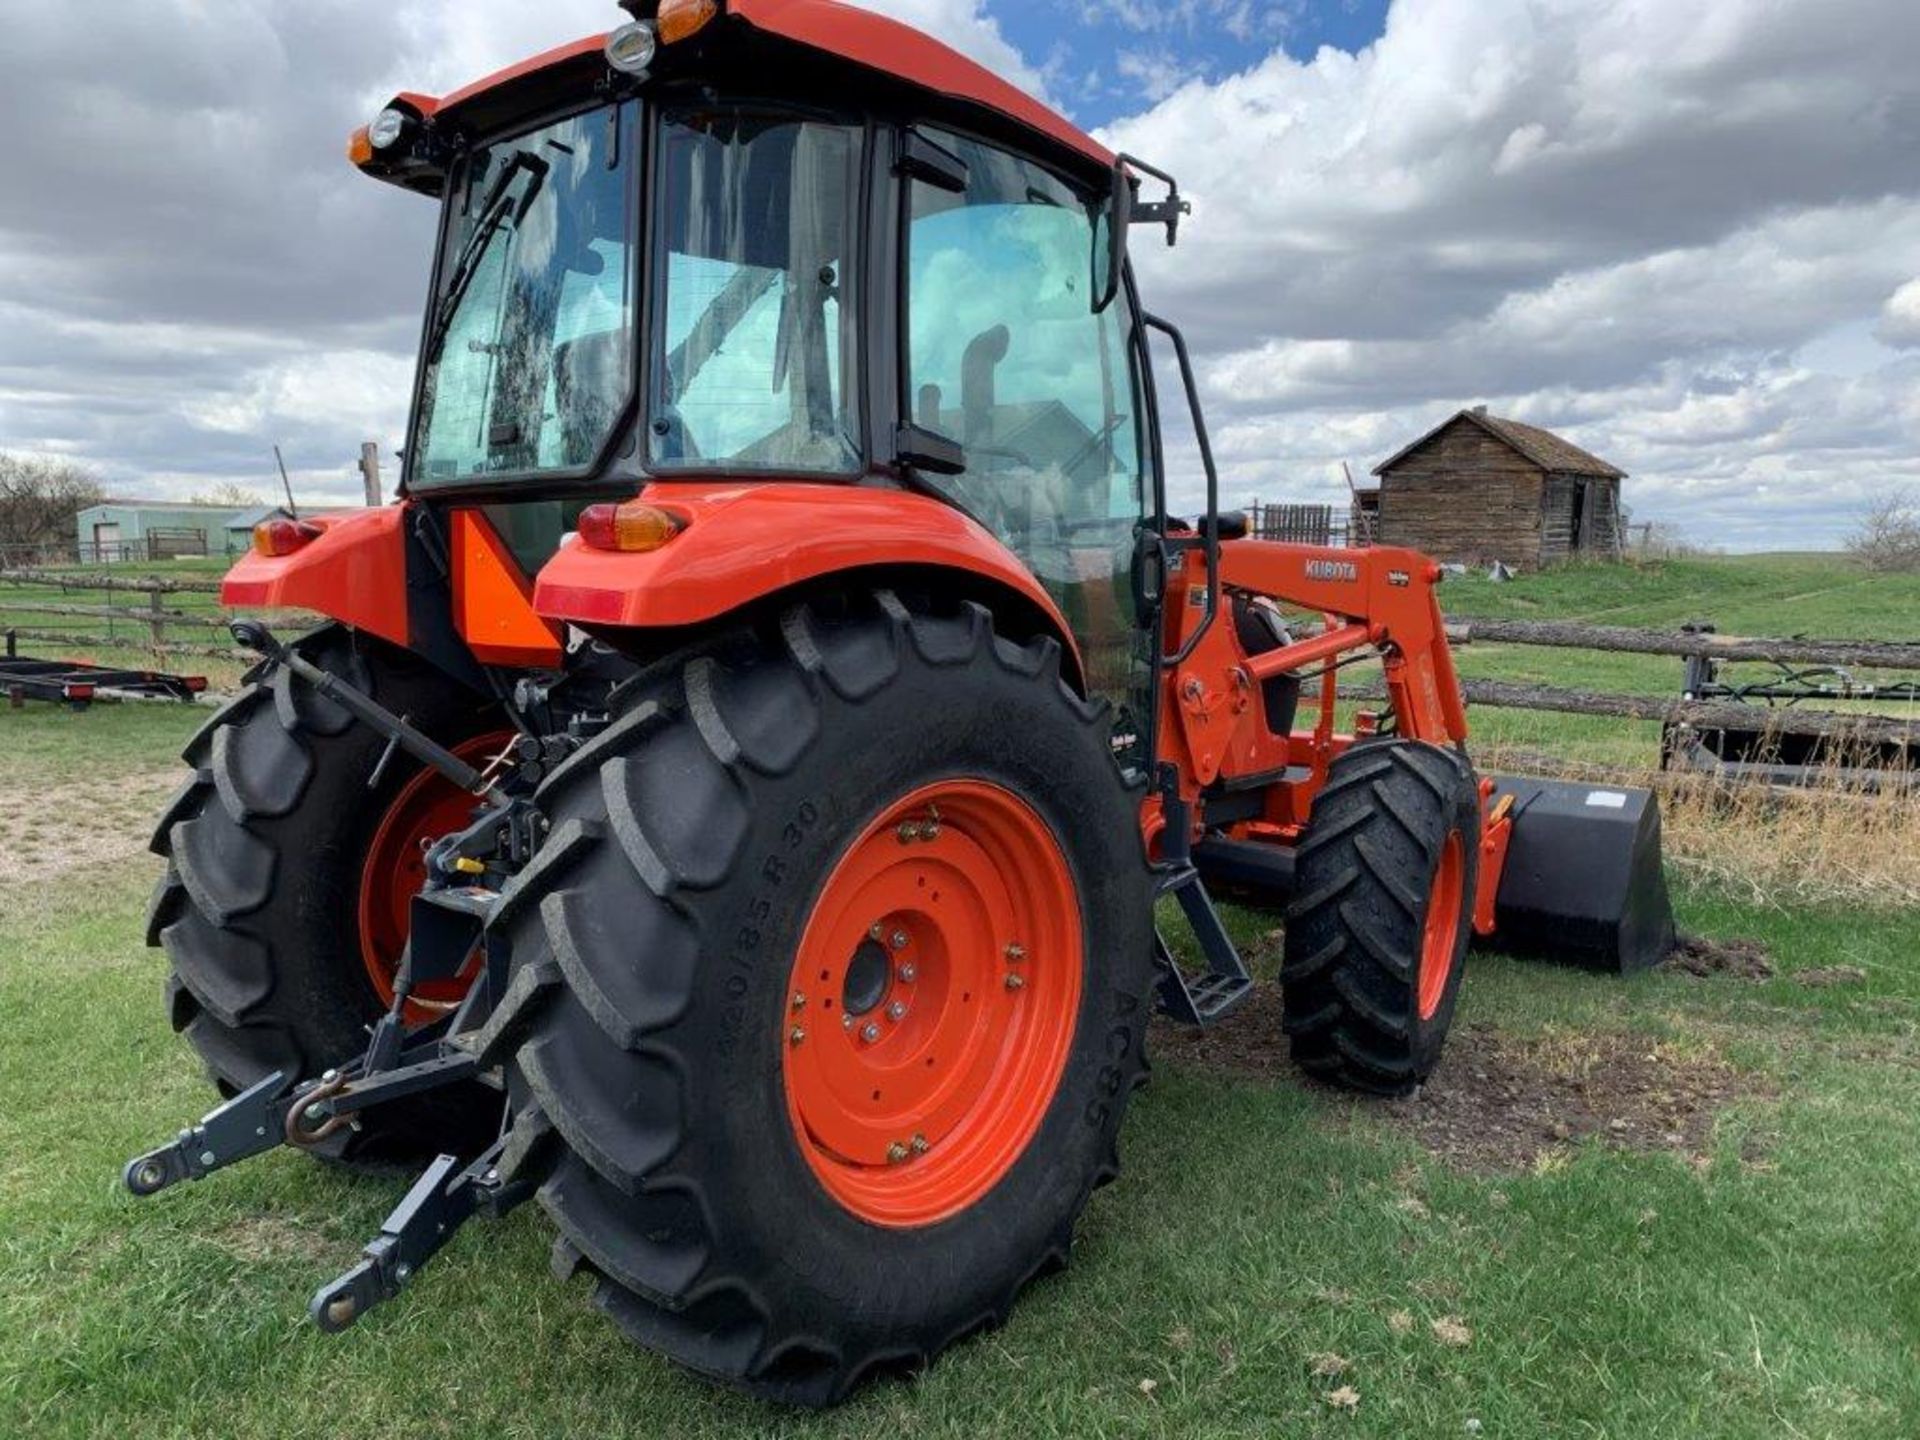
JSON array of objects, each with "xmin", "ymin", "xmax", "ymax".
[{"xmin": 424, "ymin": 149, "xmax": 550, "ymax": 363}]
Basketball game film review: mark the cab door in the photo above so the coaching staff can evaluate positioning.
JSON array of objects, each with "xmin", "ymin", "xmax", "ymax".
[{"xmin": 898, "ymin": 127, "xmax": 1155, "ymax": 766}]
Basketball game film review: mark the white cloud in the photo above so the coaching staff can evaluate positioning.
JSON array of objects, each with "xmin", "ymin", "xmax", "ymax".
[
  {"xmin": 1878, "ymin": 279, "xmax": 1920, "ymax": 350},
  {"xmin": 2, "ymin": 0, "xmax": 1917, "ymax": 548},
  {"xmin": 0, "ymin": 0, "xmax": 1046, "ymax": 499},
  {"xmin": 1100, "ymin": 0, "xmax": 1920, "ymax": 546}
]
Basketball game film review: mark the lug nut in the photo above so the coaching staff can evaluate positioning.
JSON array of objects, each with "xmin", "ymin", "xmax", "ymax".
[
  {"xmin": 886, "ymin": 1142, "xmax": 910, "ymax": 1164},
  {"xmin": 861, "ymin": 1022, "xmax": 881, "ymax": 1043},
  {"xmin": 1004, "ymin": 943, "xmax": 1026, "ymax": 962},
  {"xmin": 887, "ymin": 1000, "xmax": 908, "ymax": 1021},
  {"xmin": 889, "ymin": 930, "xmax": 909, "ymax": 951},
  {"xmin": 870, "ymin": 922, "xmax": 885, "ymax": 940},
  {"xmin": 842, "ymin": 1013, "xmax": 855, "ymax": 1030},
  {"xmin": 1004, "ymin": 974, "xmax": 1026, "ymax": 991},
  {"xmin": 789, "ymin": 1026, "xmax": 806, "ymax": 1046},
  {"xmin": 910, "ymin": 1133, "xmax": 930, "ymax": 1155},
  {"xmin": 791, "ymin": 992, "xmax": 807, "ymax": 1011},
  {"xmin": 897, "ymin": 962, "xmax": 917, "ymax": 983}
]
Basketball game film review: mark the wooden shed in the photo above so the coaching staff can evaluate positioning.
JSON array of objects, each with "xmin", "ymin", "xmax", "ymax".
[{"xmin": 1367, "ymin": 407, "xmax": 1626, "ymax": 566}]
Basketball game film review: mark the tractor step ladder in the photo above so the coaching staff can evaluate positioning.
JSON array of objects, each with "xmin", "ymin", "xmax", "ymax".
[{"xmin": 1153, "ymin": 865, "xmax": 1253, "ymax": 1026}]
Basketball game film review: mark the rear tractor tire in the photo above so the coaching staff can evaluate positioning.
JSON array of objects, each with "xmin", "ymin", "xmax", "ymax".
[
  {"xmin": 486, "ymin": 590, "xmax": 1155, "ymax": 1404},
  {"xmin": 147, "ymin": 626, "xmax": 506, "ymax": 1169},
  {"xmin": 1281, "ymin": 739, "xmax": 1479, "ymax": 1096}
]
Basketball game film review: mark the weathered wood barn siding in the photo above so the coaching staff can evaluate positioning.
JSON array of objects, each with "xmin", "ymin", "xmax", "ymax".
[
  {"xmin": 1371, "ymin": 411, "xmax": 1625, "ymax": 568},
  {"xmin": 1375, "ymin": 421, "xmax": 1545, "ymax": 564}
]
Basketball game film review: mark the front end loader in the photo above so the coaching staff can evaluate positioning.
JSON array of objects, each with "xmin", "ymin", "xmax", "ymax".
[{"xmin": 127, "ymin": 0, "xmax": 1673, "ymax": 1404}]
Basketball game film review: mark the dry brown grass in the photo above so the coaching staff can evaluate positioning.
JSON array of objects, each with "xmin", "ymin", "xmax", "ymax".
[{"xmin": 1479, "ymin": 741, "xmax": 1920, "ymax": 909}]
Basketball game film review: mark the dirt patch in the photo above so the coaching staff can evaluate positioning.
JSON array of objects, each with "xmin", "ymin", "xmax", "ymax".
[
  {"xmin": 1795, "ymin": 965, "xmax": 1868, "ymax": 988},
  {"xmin": 1671, "ymin": 934, "xmax": 1774, "ymax": 981},
  {"xmin": 1376, "ymin": 1023, "xmax": 1770, "ymax": 1173},
  {"xmin": 0, "ymin": 765, "xmax": 179, "ymax": 886},
  {"xmin": 1149, "ymin": 979, "xmax": 1295, "ymax": 1081},
  {"xmin": 1152, "ymin": 998, "xmax": 1769, "ymax": 1174}
]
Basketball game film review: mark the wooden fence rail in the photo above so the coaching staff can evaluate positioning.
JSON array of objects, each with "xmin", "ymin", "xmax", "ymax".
[
  {"xmin": 2, "ymin": 628, "xmax": 248, "ymax": 661},
  {"xmin": 0, "ymin": 567, "xmax": 226, "ymax": 595},
  {"xmin": 1443, "ymin": 617, "xmax": 1920, "ymax": 672},
  {"xmin": 1349, "ymin": 677, "xmax": 1920, "ymax": 747},
  {"xmin": 3, "ymin": 601, "xmax": 229, "ymax": 627},
  {"xmin": 0, "ymin": 563, "xmax": 320, "ymax": 659}
]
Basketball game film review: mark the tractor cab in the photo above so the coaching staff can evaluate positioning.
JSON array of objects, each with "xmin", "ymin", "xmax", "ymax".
[{"xmin": 336, "ymin": 0, "xmax": 1165, "ymax": 742}]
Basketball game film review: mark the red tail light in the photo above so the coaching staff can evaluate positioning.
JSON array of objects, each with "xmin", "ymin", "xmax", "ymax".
[
  {"xmin": 253, "ymin": 519, "xmax": 323, "ymax": 557},
  {"xmin": 577, "ymin": 502, "xmax": 684, "ymax": 553}
]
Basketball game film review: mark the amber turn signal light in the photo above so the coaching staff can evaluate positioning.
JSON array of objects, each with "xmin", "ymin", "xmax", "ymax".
[
  {"xmin": 657, "ymin": 0, "xmax": 721, "ymax": 44},
  {"xmin": 347, "ymin": 125, "xmax": 374, "ymax": 166},
  {"xmin": 577, "ymin": 502, "xmax": 684, "ymax": 553},
  {"xmin": 253, "ymin": 519, "xmax": 323, "ymax": 557}
]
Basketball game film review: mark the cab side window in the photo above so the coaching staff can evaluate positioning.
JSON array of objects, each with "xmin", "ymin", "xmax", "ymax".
[
  {"xmin": 904, "ymin": 129, "xmax": 1150, "ymax": 735},
  {"xmin": 904, "ymin": 131, "xmax": 1145, "ymax": 563}
]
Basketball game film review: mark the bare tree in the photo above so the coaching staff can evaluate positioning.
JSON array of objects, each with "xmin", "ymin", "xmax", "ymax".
[
  {"xmin": 1627, "ymin": 520, "xmax": 1699, "ymax": 561},
  {"xmin": 190, "ymin": 480, "xmax": 267, "ymax": 508},
  {"xmin": 0, "ymin": 453, "xmax": 105, "ymax": 553},
  {"xmin": 1847, "ymin": 489, "xmax": 1920, "ymax": 573}
]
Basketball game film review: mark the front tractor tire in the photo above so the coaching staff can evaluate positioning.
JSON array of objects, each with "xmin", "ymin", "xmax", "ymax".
[
  {"xmin": 147, "ymin": 626, "xmax": 505, "ymax": 1169},
  {"xmin": 488, "ymin": 592, "xmax": 1155, "ymax": 1404},
  {"xmin": 1281, "ymin": 740, "xmax": 1479, "ymax": 1096}
]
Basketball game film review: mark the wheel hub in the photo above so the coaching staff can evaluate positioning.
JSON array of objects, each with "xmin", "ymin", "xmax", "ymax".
[
  {"xmin": 841, "ymin": 938, "xmax": 894, "ymax": 1017},
  {"xmin": 782, "ymin": 780, "xmax": 1082, "ymax": 1228}
]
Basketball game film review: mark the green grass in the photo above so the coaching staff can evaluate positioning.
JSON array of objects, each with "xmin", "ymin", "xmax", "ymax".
[{"xmin": 4, "ymin": 655, "xmax": 1920, "ymax": 1438}]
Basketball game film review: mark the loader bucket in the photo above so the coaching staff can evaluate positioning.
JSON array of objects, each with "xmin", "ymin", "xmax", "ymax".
[{"xmin": 1482, "ymin": 775, "xmax": 1676, "ymax": 974}]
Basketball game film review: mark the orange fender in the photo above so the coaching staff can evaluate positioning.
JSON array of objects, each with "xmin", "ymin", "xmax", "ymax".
[
  {"xmin": 221, "ymin": 506, "xmax": 410, "ymax": 649},
  {"xmin": 534, "ymin": 482, "xmax": 1084, "ymax": 684}
]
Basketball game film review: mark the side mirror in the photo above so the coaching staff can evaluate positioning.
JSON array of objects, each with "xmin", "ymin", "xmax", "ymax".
[
  {"xmin": 1096, "ymin": 154, "xmax": 1190, "ymax": 312},
  {"xmin": 1093, "ymin": 157, "xmax": 1134, "ymax": 315}
]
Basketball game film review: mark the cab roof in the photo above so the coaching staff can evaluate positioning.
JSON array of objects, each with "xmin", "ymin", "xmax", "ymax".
[{"xmin": 398, "ymin": 0, "xmax": 1114, "ymax": 172}]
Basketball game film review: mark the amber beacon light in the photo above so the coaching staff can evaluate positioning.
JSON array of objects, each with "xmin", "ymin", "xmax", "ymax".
[{"xmin": 657, "ymin": 0, "xmax": 721, "ymax": 44}]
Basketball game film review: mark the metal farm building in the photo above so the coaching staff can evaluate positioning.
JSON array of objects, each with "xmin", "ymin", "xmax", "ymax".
[{"xmin": 1367, "ymin": 407, "xmax": 1626, "ymax": 567}]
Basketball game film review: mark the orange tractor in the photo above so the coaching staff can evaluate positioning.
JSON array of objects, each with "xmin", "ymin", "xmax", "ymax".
[{"xmin": 127, "ymin": 0, "xmax": 1673, "ymax": 1404}]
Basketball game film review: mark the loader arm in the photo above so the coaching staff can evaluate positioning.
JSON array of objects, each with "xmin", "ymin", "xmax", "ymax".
[
  {"xmin": 1155, "ymin": 536, "xmax": 1469, "ymax": 806},
  {"xmin": 1151, "ymin": 528, "xmax": 1672, "ymax": 979}
]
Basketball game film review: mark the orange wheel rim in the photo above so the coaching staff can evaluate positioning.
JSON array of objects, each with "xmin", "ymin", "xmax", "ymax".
[
  {"xmin": 1418, "ymin": 832, "xmax": 1465, "ymax": 1022},
  {"xmin": 357, "ymin": 731, "xmax": 514, "ymax": 1024},
  {"xmin": 782, "ymin": 779, "xmax": 1082, "ymax": 1228}
]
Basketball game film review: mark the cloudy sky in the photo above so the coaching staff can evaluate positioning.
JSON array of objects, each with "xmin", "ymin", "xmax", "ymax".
[{"xmin": 2, "ymin": 0, "xmax": 1916, "ymax": 548}]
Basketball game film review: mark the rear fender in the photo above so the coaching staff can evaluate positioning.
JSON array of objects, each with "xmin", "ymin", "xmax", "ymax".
[
  {"xmin": 532, "ymin": 483, "xmax": 1086, "ymax": 689},
  {"xmin": 221, "ymin": 506, "xmax": 410, "ymax": 649}
]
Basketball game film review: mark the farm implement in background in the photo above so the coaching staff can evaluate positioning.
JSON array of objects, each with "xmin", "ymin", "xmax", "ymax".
[
  {"xmin": 1664, "ymin": 624, "xmax": 1920, "ymax": 789},
  {"xmin": 2, "ymin": 631, "xmax": 206, "ymax": 708},
  {"xmin": 1427, "ymin": 615, "xmax": 1920, "ymax": 791}
]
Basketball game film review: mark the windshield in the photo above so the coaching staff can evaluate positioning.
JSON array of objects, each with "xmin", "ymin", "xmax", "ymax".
[
  {"xmin": 649, "ymin": 111, "xmax": 864, "ymax": 473},
  {"xmin": 413, "ymin": 104, "xmax": 636, "ymax": 486}
]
